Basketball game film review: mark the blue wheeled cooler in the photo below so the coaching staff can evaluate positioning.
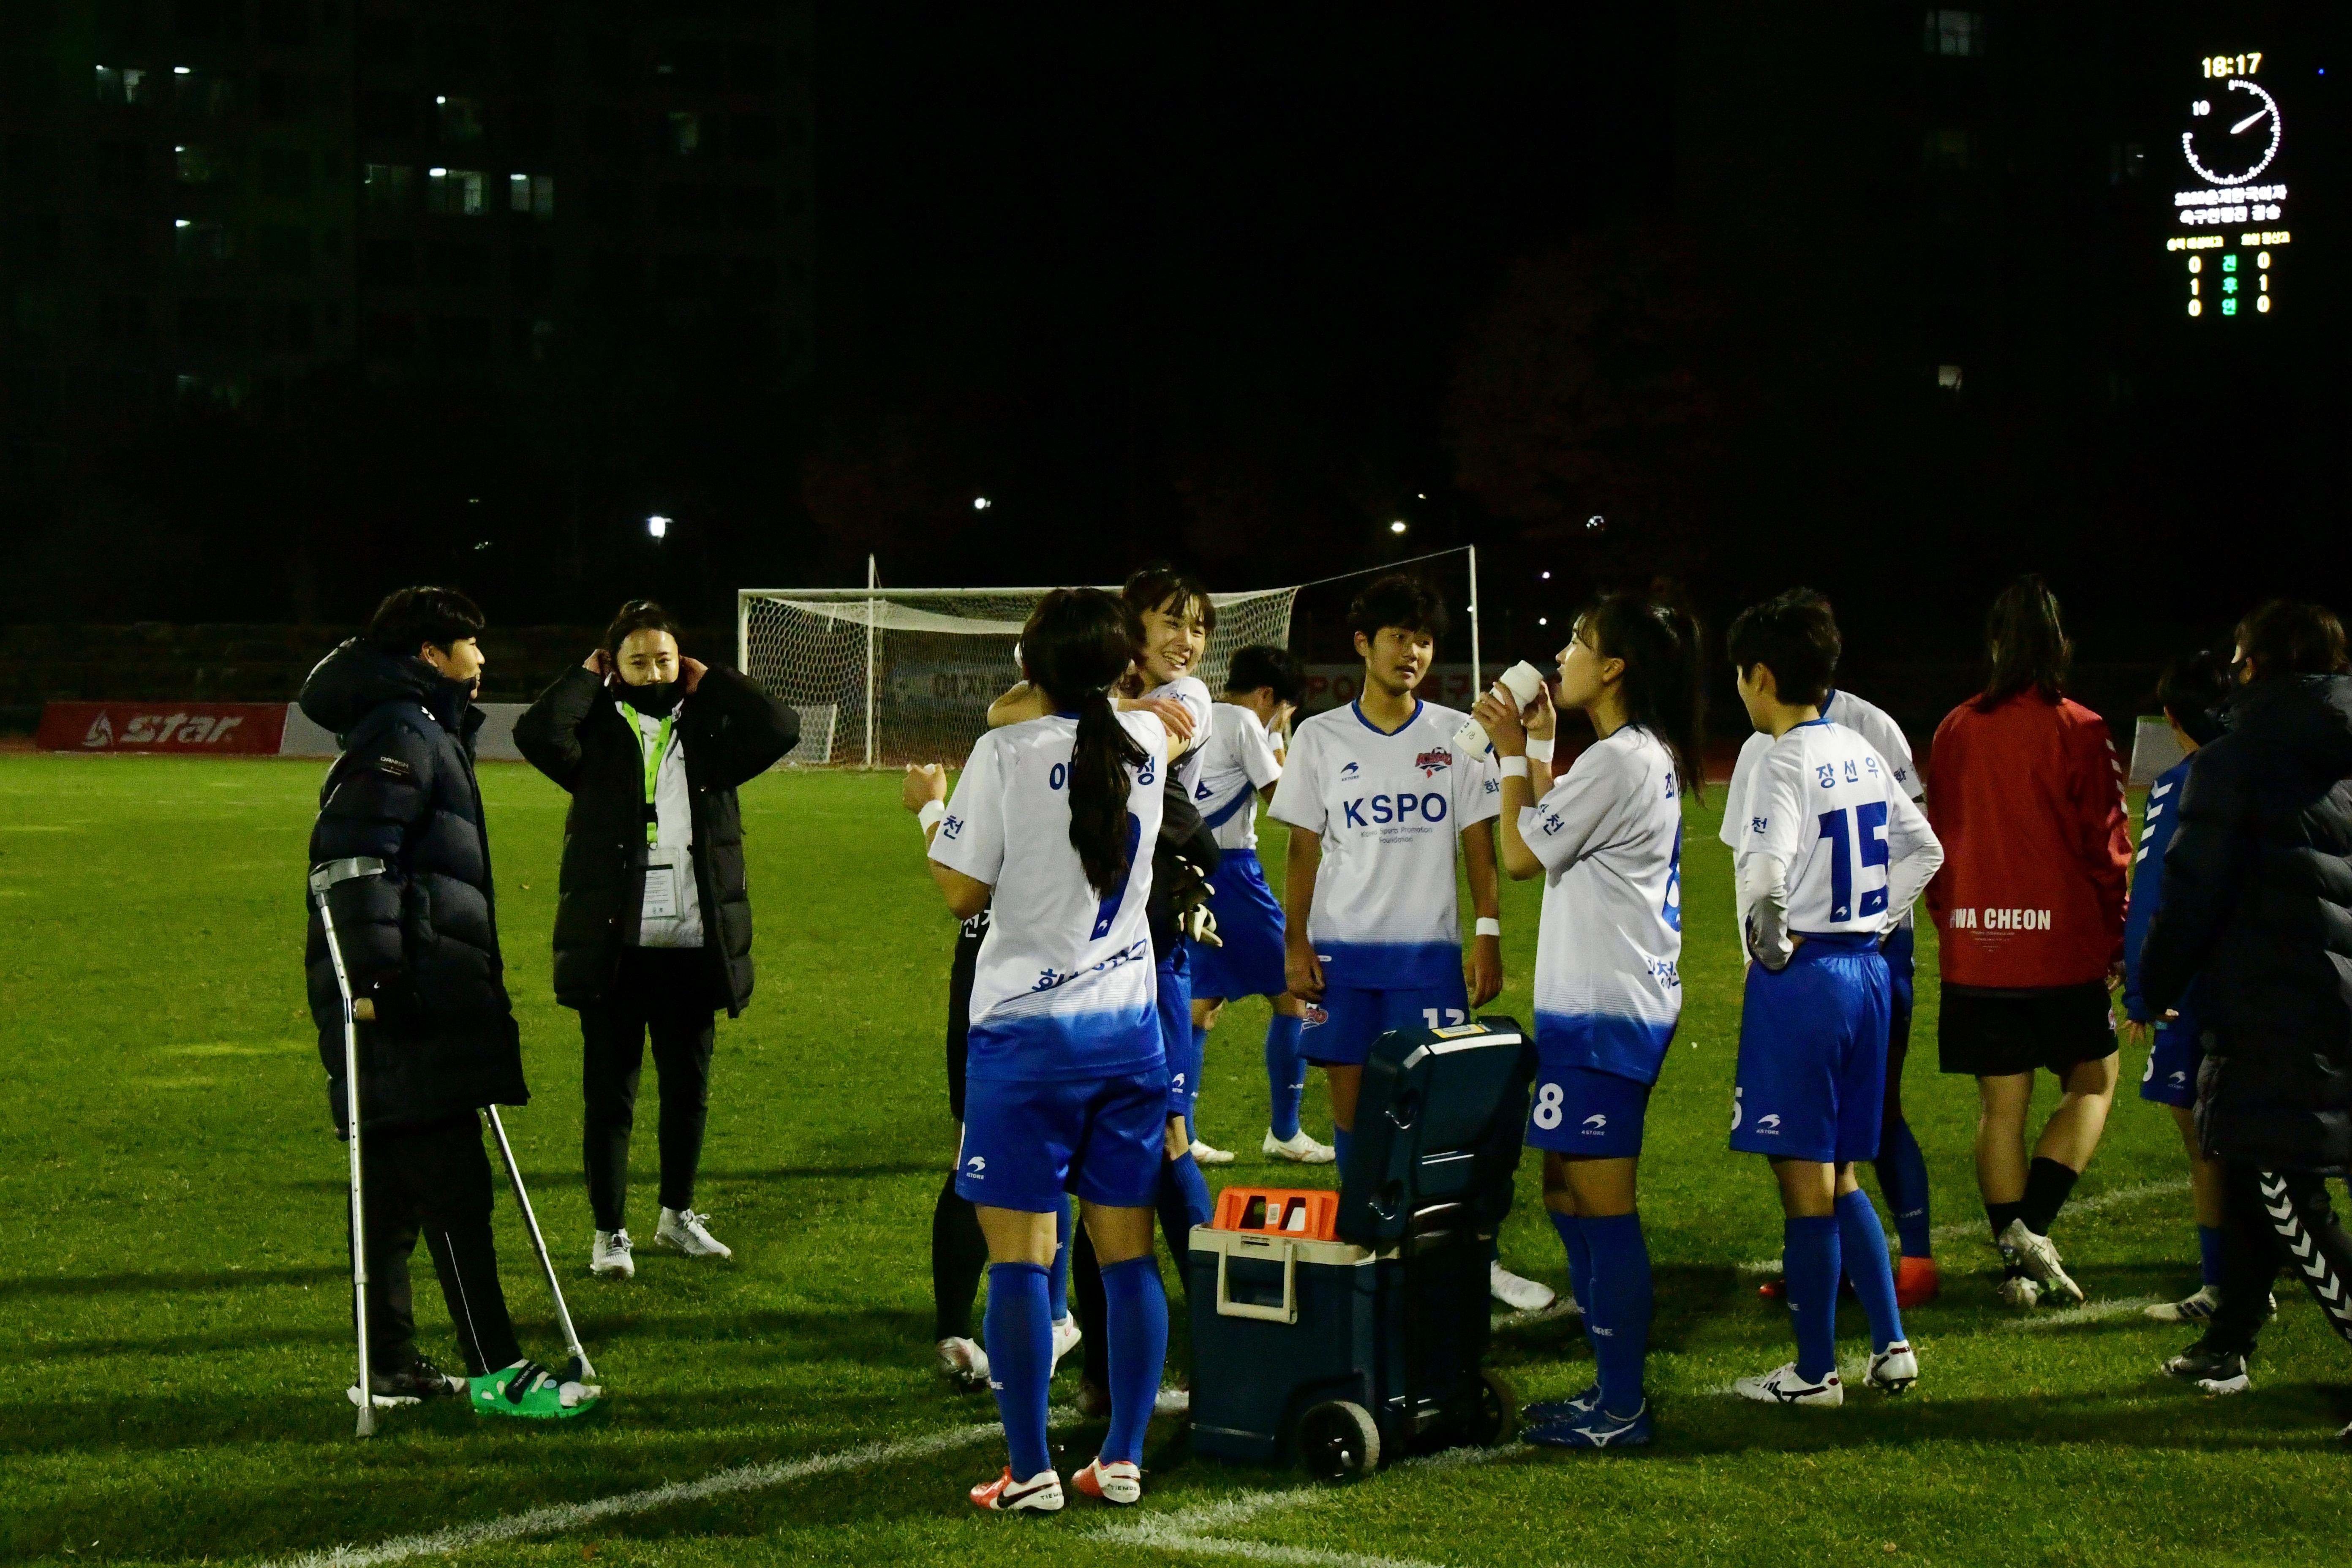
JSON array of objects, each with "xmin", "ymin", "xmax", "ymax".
[{"xmin": 1188, "ymin": 1017, "xmax": 1536, "ymax": 1477}]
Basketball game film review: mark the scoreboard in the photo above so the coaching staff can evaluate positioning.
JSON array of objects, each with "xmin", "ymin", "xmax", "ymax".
[{"xmin": 2167, "ymin": 49, "xmax": 2290, "ymax": 320}]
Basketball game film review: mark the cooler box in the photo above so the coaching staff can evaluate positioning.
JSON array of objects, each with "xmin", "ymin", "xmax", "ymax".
[{"xmin": 1188, "ymin": 1017, "xmax": 1535, "ymax": 1476}]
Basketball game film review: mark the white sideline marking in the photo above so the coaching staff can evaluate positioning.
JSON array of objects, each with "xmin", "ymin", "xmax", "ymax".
[
  {"xmin": 2001, "ymin": 1295, "xmax": 2162, "ymax": 1331},
  {"xmin": 264, "ymin": 1421, "xmax": 1000, "ymax": 1568},
  {"xmin": 1734, "ymin": 1179, "xmax": 2192, "ymax": 1274},
  {"xmin": 1097, "ymin": 1447, "xmax": 1505, "ymax": 1568}
]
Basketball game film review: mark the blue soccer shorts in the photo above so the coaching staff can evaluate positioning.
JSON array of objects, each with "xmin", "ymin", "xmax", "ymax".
[
  {"xmin": 1526, "ymin": 1061, "xmax": 1654, "ymax": 1157},
  {"xmin": 1157, "ymin": 948, "xmax": 1200, "ymax": 1119},
  {"xmin": 955, "ymin": 1066, "xmax": 1172, "ymax": 1214},
  {"xmin": 1301, "ymin": 974, "xmax": 1471, "ymax": 1068},
  {"xmin": 2139, "ymin": 1010, "xmax": 2204, "ymax": 1108},
  {"xmin": 1187, "ymin": 849, "xmax": 1288, "ymax": 1002},
  {"xmin": 1730, "ymin": 934, "xmax": 1891, "ymax": 1165}
]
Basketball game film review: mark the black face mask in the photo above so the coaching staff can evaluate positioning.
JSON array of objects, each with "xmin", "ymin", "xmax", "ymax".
[{"xmin": 618, "ymin": 678, "xmax": 681, "ymax": 717}]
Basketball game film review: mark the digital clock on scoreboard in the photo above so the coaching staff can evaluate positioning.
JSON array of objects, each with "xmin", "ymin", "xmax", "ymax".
[{"xmin": 2168, "ymin": 48, "xmax": 2289, "ymax": 320}]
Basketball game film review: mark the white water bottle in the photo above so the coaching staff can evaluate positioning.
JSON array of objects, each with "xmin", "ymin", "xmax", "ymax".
[{"xmin": 1453, "ymin": 660, "xmax": 1547, "ymax": 758}]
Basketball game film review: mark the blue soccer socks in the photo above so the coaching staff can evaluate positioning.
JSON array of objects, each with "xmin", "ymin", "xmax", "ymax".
[
  {"xmin": 1784, "ymin": 1215, "xmax": 1841, "ymax": 1384},
  {"xmin": 1549, "ymin": 1209, "xmax": 1594, "ymax": 1320},
  {"xmin": 983, "ymin": 1263, "xmax": 1054, "ymax": 1479},
  {"xmin": 1048, "ymin": 1201, "xmax": 1072, "ymax": 1323},
  {"xmin": 1332, "ymin": 1124, "xmax": 1353, "ymax": 1171},
  {"xmin": 1266, "ymin": 1013, "xmax": 1307, "ymax": 1142},
  {"xmin": 1098, "ymin": 1255, "xmax": 1169, "ymax": 1466},
  {"xmin": 1836, "ymin": 1187, "xmax": 1906, "ymax": 1353},
  {"xmin": 2199, "ymin": 1222, "xmax": 2226, "ymax": 1289},
  {"xmin": 1166, "ymin": 1149, "xmax": 1212, "ymax": 1233},
  {"xmin": 1580, "ymin": 1212, "xmax": 1653, "ymax": 1417},
  {"xmin": 1876, "ymin": 1116, "xmax": 1934, "ymax": 1258}
]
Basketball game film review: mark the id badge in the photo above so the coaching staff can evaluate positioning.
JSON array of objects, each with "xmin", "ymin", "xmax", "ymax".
[{"xmin": 643, "ymin": 862, "xmax": 679, "ymax": 921}]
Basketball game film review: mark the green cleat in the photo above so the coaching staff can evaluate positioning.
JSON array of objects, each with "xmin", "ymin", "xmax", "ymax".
[{"xmin": 468, "ymin": 1359, "xmax": 604, "ymax": 1420}]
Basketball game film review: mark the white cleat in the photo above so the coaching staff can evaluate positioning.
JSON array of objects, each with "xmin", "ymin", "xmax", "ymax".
[
  {"xmin": 1997, "ymin": 1219, "xmax": 2084, "ymax": 1306},
  {"xmin": 1490, "ymin": 1262, "xmax": 1557, "ymax": 1314},
  {"xmin": 1264, "ymin": 1129, "xmax": 1336, "ymax": 1164},
  {"xmin": 657, "ymin": 1206, "xmax": 733, "ymax": 1259},
  {"xmin": 970, "ymin": 1466, "xmax": 1064, "ymax": 1513},
  {"xmin": 1051, "ymin": 1314, "xmax": 1083, "ymax": 1370},
  {"xmin": 936, "ymin": 1335, "xmax": 991, "ymax": 1391},
  {"xmin": 1154, "ymin": 1385, "xmax": 1191, "ymax": 1416},
  {"xmin": 1734, "ymin": 1361, "xmax": 1844, "ymax": 1407},
  {"xmin": 591, "ymin": 1228, "xmax": 635, "ymax": 1279},
  {"xmin": 1866, "ymin": 1340, "xmax": 1919, "ymax": 1394},
  {"xmin": 1072, "ymin": 1456, "xmax": 1142, "ymax": 1505},
  {"xmin": 2146, "ymin": 1284, "xmax": 2221, "ymax": 1323},
  {"xmin": 1190, "ymin": 1138, "xmax": 1236, "ymax": 1167}
]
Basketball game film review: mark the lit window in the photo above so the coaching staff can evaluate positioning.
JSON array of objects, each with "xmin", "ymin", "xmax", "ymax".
[
  {"xmin": 508, "ymin": 173, "xmax": 556, "ymax": 218},
  {"xmin": 1936, "ymin": 364, "xmax": 1963, "ymax": 391},
  {"xmin": 425, "ymin": 168, "xmax": 487, "ymax": 216},
  {"xmin": 669, "ymin": 112, "xmax": 702, "ymax": 156},
  {"xmin": 1925, "ymin": 9, "xmax": 1982, "ymax": 57},
  {"xmin": 95, "ymin": 66, "xmax": 150, "ymax": 106},
  {"xmin": 174, "ymin": 220, "xmax": 231, "ymax": 263},
  {"xmin": 437, "ymin": 96, "xmax": 484, "ymax": 143},
  {"xmin": 364, "ymin": 163, "xmax": 415, "ymax": 212}
]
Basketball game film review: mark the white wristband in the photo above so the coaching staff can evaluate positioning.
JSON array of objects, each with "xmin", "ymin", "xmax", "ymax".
[
  {"xmin": 1475, "ymin": 917, "xmax": 1501, "ymax": 938},
  {"xmin": 917, "ymin": 800, "xmax": 947, "ymax": 833},
  {"xmin": 1499, "ymin": 754, "xmax": 1529, "ymax": 779},
  {"xmin": 1526, "ymin": 736, "xmax": 1554, "ymax": 764}
]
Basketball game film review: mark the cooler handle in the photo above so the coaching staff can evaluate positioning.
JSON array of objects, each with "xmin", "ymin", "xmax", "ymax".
[{"xmin": 1214, "ymin": 1236, "xmax": 1298, "ymax": 1323}]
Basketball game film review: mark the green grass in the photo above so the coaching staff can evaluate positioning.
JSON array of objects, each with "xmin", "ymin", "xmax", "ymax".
[{"xmin": 0, "ymin": 754, "xmax": 2344, "ymax": 1568}]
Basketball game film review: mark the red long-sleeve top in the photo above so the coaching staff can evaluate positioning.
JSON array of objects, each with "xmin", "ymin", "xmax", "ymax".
[{"xmin": 1925, "ymin": 691, "xmax": 2131, "ymax": 989}]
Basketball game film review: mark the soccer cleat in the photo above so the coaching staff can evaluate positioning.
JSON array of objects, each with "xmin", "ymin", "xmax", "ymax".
[
  {"xmin": 656, "ymin": 1206, "xmax": 732, "ymax": 1259},
  {"xmin": 1523, "ymin": 1383, "xmax": 1603, "ymax": 1426},
  {"xmin": 1894, "ymin": 1255, "xmax": 1940, "ymax": 1308},
  {"xmin": 1865, "ymin": 1341, "xmax": 1919, "ymax": 1394},
  {"xmin": 1154, "ymin": 1384, "xmax": 1191, "ymax": 1416},
  {"xmin": 1190, "ymin": 1138, "xmax": 1236, "ymax": 1167},
  {"xmin": 969, "ymin": 1466, "xmax": 1064, "ymax": 1513},
  {"xmin": 469, "ymin": 1359, "xmax": 604, "ymax": 1419},
  {"xmin": 1264, "ymin": 1129, "xmax": 1337, "ymax": 1164},
  {"xmin": 1524, "ymin": 1399, "xmax": 1652, "ymax": 1449},
  {"xmin": 591, "ymin": 1228, "xmax": 635, "ymax": 1280},
  {"xmin": 1997, "ymin": 1269, "xmax": 2042, "ymax": 1309},
  {"xmin": 2143, "ymin": 1285, "xmax": 2276, "ymax": 1324},
  {"xmin": 1050, "ymin": 1314, "xmax": 1083, "ymax": 1371},
  {"xmin": 1733, "ymin": 1362, "xmax": 1844, "ymax": 1407},
  {"xmin": 2161, "ymin": 1341, "xmax": 2251, "ymax": 1395},
  {"xmin": 1490, "ymin": 1263, "xmax": 1557, "ymax": 1314},
  {"xmin": 1071, "ymin": 1456, "xmax": 1143, "ymax": 1504},
  {"xmin": 347, "ymin": 1352, "xmax": 466, "ymax": 1407},
  {"xmin": 936, "ymin": 1336, "xmax": 990, "ymax": 1391},
  {"xmin": 1997, "ymin": 1219, "xmax": 2084, "ymax": 1306}
]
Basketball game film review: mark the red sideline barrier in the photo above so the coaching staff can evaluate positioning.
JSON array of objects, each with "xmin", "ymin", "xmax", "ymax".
[{"xmin": 37, "ymin": 701, "xmax": 290, "ymax": 754}]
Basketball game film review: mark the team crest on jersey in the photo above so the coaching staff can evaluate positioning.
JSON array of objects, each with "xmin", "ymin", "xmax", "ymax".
[{"xmin": 1413, "ymin": 747, "xmax": 1453, "ymax": 777}]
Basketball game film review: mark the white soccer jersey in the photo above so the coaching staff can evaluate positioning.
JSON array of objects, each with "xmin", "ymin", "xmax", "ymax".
[
  {"xmin": 1740, "ymin": 719, "xmax": 1937, "ymax": 950},
  {"xmin": 1524, "ymin": 724, "xmax": 1685, "ymax": 1083},
  {"xmin": 1723, "ymin": 688, "xmax": 1921, "ymax": 939},
  {"xmin": 1143, "ymin": 674, "xmax": 1214, "ymax": 795},
  {"xmin": 1268, "ymin": 697, "xmax": 1501, "ymax": 988},
  {"xmin": 930, "ymin": 710, "xmax": 1169, "ymax": 1082},
  {"xmin": 1190, "ymin": 702, "xmax": 1284, "ymax": 852}
]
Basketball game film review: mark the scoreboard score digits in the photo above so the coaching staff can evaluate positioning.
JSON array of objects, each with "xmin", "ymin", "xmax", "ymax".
[{"xmin": 2168, "ymin": 47, "xmax": 2289, "ymax": 320}]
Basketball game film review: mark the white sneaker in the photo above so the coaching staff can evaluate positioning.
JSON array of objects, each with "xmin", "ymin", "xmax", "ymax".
[
  {"xmin": 1263, "ymin": 1129, "xmax": 1337, "ymax": 1164},
  {"xmin": 2145, "ymin": 1283, "xmax": 2221, "ymax": 1323},
  {"xmin": 1490, "ymin": 1262, "xmax": 1557, "ymax": 1314},
  {"xmin": 1190, "ymin": 1139, "xmax": 1236, "ymax": 1167},
  {"xmin": 1866, "ymin": 1341, "xmax": 1919, "ymax": 1394},
  {"xmin": 1051, "ymin": 1314, "xmax": 1083, "ymax": 1370},
  {"xmin": 591, "ymin": 1228, "xmax": 635, "ymax": 1279},
  {"xmin": 936, "ymin": 1335, "xmax": 990, "ymax": 1391},
  {"xmin": 1154, "ymin": 1385, "xmax": 1190, "ymax": 1416},
  {"xmin": 1997, "ymin": 1219, "xmax": 2084, "ymax": 1306},
  {"xmin": 1734, "ymin": 1361, "xmax": 1844, "ymax": 1407},
  {"xmin": 657, "ymin": 1206, "xmax": 732, "ymax": 1259}
]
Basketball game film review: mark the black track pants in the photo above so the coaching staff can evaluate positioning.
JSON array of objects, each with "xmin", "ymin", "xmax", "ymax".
[
  {"xmin": 356, "ymin": 1113, "xmax": 522, "ymax": 1377},
  {"xmin": 2208, "ymin": 1160, "xmax": 2352, "ymax": 1356},
  {"xmin": 580, "ymin": 948, "xmax": 717, "ymax": 1231}
]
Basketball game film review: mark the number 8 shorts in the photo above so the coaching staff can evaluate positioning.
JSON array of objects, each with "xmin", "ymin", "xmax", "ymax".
[
  {"xmin": 1301, "ymin": 977, "xmax": 1471, "ymax": 1067},
  {"xmin": 1525, "ymin": 1062, "xmax": 1655, "ymax": 1157}
]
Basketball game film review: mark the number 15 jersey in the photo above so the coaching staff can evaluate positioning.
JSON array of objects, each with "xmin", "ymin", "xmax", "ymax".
[{"xmin": 1742, "ymin": 719, "xmax": 1936, "ymax": 938}]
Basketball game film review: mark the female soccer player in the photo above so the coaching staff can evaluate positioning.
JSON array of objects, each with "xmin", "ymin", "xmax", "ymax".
[
  {"xmin": 1473, "ymin": 593, "xmax": 1705, "ymax": 1449},
  {"xmin": 922, "ymin": 588, "xmax": 1174, "ymax": 1512}
]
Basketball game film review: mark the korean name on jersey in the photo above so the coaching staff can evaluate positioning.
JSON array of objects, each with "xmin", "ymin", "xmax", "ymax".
[
  {"xmin": 1525, "ymin": 725, "xmax": 1686, "ymax": 1083},
  {"xmin": 1268, "ymin": 699, "xmax": 1501, "ymax": 988},
  {"xmin": 928, "ymin": 710, "xmax": 1169, "ymax": 1082},
  {"xmin": 1745, "ymin": 719, "xmax": 1933, "ymax": 936},
  {"xmin": 1722, "ymin": 689, "xmax": 1921, "ymax": 934},
  {"xmin": 1190, "ymin": 702, "xmax": 1285, "ymax": 852}
]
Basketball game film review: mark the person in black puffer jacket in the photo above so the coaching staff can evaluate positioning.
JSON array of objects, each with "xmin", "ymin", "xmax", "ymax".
[
  {"xmin": 513, "ymin": 600, "xmax": 798, "ymax": 1278},
  {"xmin": 300, "ymin": 587, "xmax": 540, "ymax": 1405},
  {"xmin": 2141, "ymin": 598, "xmax": 2352, "ymax": 1431}
]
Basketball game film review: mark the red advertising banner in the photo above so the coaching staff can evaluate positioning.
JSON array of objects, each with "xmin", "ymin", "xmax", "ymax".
[{"xmin": 37, "ymin": 701, "xmax": 290, "ymax": 754}]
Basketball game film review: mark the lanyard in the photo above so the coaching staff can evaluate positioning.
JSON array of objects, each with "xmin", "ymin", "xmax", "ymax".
[{"xmin": 635, "ymin": 710, "xmax": 676, "ymax": 845}]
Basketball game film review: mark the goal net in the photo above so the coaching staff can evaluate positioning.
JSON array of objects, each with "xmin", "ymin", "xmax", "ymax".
[{"xmin": 740, "ymin": 584, "xmax": 1301, "ymax": 767}]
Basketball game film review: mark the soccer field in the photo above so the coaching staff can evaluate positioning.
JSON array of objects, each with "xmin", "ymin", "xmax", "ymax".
[{"xmin": 1, "ymin": 753, "xmax": 2344, "ymax": 1568}]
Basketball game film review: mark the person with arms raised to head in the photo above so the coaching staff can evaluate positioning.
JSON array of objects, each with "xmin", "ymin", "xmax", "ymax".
[
  {"xmin": 1926, "ymin": 576, "xmax": 2131, "ymax": 1309},
  {"xmin": 922, "ymin": 588, "xmax": 1177, "ymax": 1512},
  {"xmin": 1472, "ymin": 591, "xmax": 1707, "ymax": 1448},
  {"xmin": 514, "ymin": 600, "xmax": 799, "ymax": 1279},
  {"xmin": 300, "ymin": 586, "xmax": 598, "ymax": 1417},
  {"xmin": 2142, "ymin": 601, "xmax": 2352, "ymax": 1432}
]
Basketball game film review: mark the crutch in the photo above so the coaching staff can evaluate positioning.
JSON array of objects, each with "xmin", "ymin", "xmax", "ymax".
[
  {"xmin": 485, "ymin": 1105, "xmax": 597, "ymax": 1381},
  {"xmin": 309, "ymin": 855, "xmax": 388, "ymax": 1437}
]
